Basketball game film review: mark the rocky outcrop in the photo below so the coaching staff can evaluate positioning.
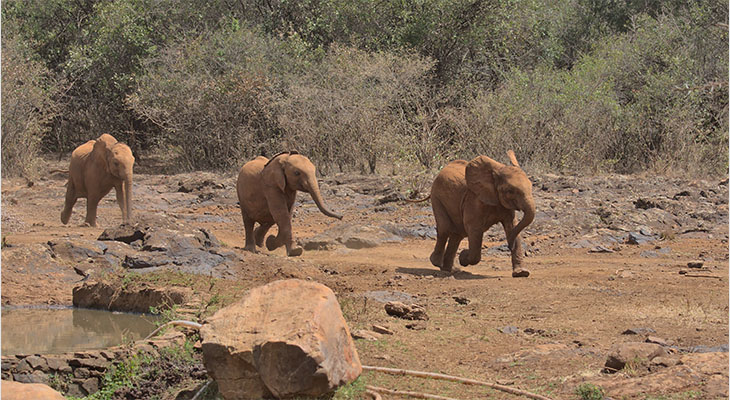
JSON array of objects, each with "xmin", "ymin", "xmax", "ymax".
[
  {"xmin": 1, "ymin": 381, "xmax": 65, "ymax": 400},
  {"xmin": 301, "ymin": 224, "xmax": 403, "ymax": 250},
  {"xmin": 73, "ymin": 281, "xmax": 191, "ymax": 313},
  {"xmin": 200, "ymin": 279, "xmax": 361, "ymax": 399},
  {"xmin": 604, "ymin": 342, "xmax": 667, "ymax": 371}
]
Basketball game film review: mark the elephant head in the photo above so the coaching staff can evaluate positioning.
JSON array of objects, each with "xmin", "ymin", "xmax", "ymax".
[
  {"xmin": 465, "ymin": 150, "xmax": 535, "ymax": 249},
  {"xmin": 93, "ymin": 134, "xmax": 135, "ymax": 223},
  {"xmin": 262, "ymin": 152, "xmax": 342, "ymax": 220}
]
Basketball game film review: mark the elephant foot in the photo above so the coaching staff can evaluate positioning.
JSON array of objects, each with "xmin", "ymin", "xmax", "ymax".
[
  {"xmin": 80, "ymin": 222, "xmax": 93, "ymax": 227},
  {"xmin": 265, "ymin": 235, "xmax": 279, "ymax": 251},
  {"xmin": 61, "ymin": 212, "xmax": 71, "ymax": 225},
  {"xmin": 512, "ymin": 268, "xmax": 530, "ymax": 278},
  {"xmin": 243, "ymin": 245, "xmax": 258, "ymax": 253},
  {"xmin": 287, "ymin": 246, "xmax": 303, "ymax": 257},
  {"xmin": 429, "ymin": 252, "xmax": 443, "ymax": 268},
  {"xmin": 458, "ymin": 249, "xmax": 479, "ymax": 267}
]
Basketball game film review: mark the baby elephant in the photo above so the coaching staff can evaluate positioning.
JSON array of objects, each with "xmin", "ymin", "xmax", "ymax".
[
  {"xmin": 61, "ymin": 133, "xmax": 134, "ymax": 227},
  {"xmin": 412, "ymin": 150, "xmax": 535, "ymax": 277},
  {"xmin": 236, "ymin": 151, "xmax": 342, "ymax": 256}
]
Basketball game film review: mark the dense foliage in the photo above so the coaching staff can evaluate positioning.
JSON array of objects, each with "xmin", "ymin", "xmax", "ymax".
[{"xmin": 2, "ymin": 0, "xmax": 727, "ymax": 176}]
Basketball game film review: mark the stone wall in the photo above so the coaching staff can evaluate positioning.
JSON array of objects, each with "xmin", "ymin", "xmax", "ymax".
[{"xmin": 1, "ymin": 331, "xmax": 184, "ymax": 397}]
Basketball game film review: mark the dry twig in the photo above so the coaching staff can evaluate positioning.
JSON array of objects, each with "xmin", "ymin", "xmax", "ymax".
[
  {"xmin": 365, "ymin": 385, "xmax": 459, "ymax": 400},
  {"xmin": 362, "ymin": 365, "xmax": 553, "ymax": 400}
]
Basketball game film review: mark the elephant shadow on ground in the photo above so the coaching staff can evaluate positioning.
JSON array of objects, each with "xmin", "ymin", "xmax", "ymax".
[{"xmin": 395, "ymin": 267, "xmax": 494, "ymax": 280}]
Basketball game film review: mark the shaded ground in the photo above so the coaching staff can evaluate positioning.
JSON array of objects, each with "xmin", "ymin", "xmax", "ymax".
[{"xmin": 1, "ymin": 159, "xmax": 728, "ymax": 399}]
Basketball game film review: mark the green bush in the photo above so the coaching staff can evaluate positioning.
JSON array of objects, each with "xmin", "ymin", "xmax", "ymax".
[{"xmin": 1, "ymin": 31, "xmax": 61, "ymax": 177}]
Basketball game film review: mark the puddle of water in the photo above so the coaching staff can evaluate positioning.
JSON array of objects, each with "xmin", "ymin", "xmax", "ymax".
[{"xmin": 1, "ymin": 307, "xmax": 161, "ymax": 356}]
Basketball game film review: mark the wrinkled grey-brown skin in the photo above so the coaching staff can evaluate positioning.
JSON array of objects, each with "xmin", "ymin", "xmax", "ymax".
[
  {"xmin": 414, "ymin": 150, "xmax": 535, "ymax": 277},
  {"xmin": 236, "ymin": 152, "xmax": 343, "ymax": 256},
  {"xmin": 61, "ymin": 133, "xmax": 134, "ymax": 227}
]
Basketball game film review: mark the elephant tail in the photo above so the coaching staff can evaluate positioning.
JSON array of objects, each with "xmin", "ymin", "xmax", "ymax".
[{"xmin": 405, "ymin": 193, "xmax": 431, "ymax": 203}]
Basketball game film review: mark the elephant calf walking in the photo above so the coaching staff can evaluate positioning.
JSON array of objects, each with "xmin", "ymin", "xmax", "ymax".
[
  {"xmin": 236, "ymin": 151, "xmax": 342, "ymax": 256},
  {"xmin": 412, "ymin": 150, "xmax": 535, "ymax": 277},
  {"xmin": 61, "ymin": 133, "xmax": 134, "ymax": 227}
]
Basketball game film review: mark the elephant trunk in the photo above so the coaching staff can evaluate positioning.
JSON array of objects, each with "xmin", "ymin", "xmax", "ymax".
[
  {"xmin": 507, "ymin": 198, "xmax": 535, "ymax": 250},
  {"xmin": 305, "ymin": 177, "xmax": 343, "ymax": 220},
  {"xmin": 123, "ymin": 175, "xmax": 133, "ymax": 223}
]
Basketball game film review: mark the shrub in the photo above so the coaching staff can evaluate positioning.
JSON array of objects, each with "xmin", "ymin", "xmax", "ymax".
[
  {"xmin": 1, "ymin": 31, "xmax": 61, "ymax": 177},
  {"xmin": 128, "ymin": 23, "xmax": 287, "ymax": 170}
]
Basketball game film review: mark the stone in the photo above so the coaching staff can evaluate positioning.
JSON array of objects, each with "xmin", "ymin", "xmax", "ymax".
[
  {"xmin": 405, "ymin": 322, "xmax": 427, "ymax": 331},
  {"xmin": 24, "ymin": 356, "xmax": 47, "ymax": 371},
  {"xmin": 384, "ymin": 301, "xmax": 428, "ymax": 320},
  {"xmin": 453, "ymin": 296, "xmax": 470, "ymax": 305},
  {"xmin": 651, "ymin": 356, "xmax": 680, "ymax": 367},
  {"xmin": 645, "ymin": 336, "xmax": 672, "ymax": 347},
  {"xmin": 621, "ymin": 327, "xmax": 656, "ymax": 335},
  {"xmin": 45, "ymin": 357, "xmax": 72, "ymax": 373},
  {"xmin": 81, "ymin": 377, "xmax": 100, "ymax": 394},
  {"xmin": 13, "ymin": 370, "xmax": 47, "ymax": 384},
  {"xmin": 98, "ymin": 224, "xmax": 146, "ymax": 244},
  {"xmin": 1, "ymin": 381, "xmax": 65, "ymax": 400},
  {"xmin": 200, "ymin": 279, "xmax": 361, "ymax": 400},
  {"xmin": 627, "ymin": 232, "xmax": 655, "ymax": 245},
  {"xmin": 687, "ymin": 261, "xmax": 704, "ymax": 268},
  {"xmin": 74, "ymin": 368, "xmax": 91, "ymax": 379},
  {"xmin": 351, "ymin": 329, "xmax": 382, "ymax": 341},
  {"xmin": 371, "ymin": 325, "xmax": 394, "ymax": 335},
  {"xmin": 605, "ymin": 342, "xmax": 667, "ymax": 371},
  {"xmin": 499, "ymin": 326, "xmax": 520, "ymax": 334},
  {"xmin": 73, "ymin": 281, "xmax": 191, "ymax": 313}
]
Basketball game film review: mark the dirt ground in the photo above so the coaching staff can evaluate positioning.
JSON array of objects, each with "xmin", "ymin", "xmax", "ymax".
[{"xmin": 1, "ymin": 158, "xmax": 728, "ymax": 399}]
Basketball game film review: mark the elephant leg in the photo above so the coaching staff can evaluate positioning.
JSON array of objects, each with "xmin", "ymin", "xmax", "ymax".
[
  {"xmin": 84, "ymin": 194, "xmax": 102, "ymax": 227},
  {"xmin": 429, "ymin": 231, "xmax": 447, "ymax": 268},
  {"xmin": 502, "ymin": 218, "xmax": 529, "ymax": 278},
  {"xmin": 265, "ymin": 195, "xmax": 303, "ymax": 257},
  {"xmin": 61, "ymin": 181, "xmax": 77, "ymax": 225},
  {"xmin": 459, "ymin": 229, "xmax": 484, "ymax": 267},
  {"xmin": 254, "ymin": 222, "xmax": 273, "ymax": 247},
  {"xmin": 441, "ymin": 234, "xmax": 463, "ymax": 272},
  {"xmin": 429, "ymin": 198, "xmax": 450, "ymax": 268},
  {"xmin": 242, "ymin": 218, "xmax": 257, "ymax": 253}
]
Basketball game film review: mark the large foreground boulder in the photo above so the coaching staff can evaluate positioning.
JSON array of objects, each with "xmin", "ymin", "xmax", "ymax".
[
  {"xmin": 1, "ymin": 381, "xmax": 65, "ymax": 400},
  {"xmin": 200, "ymin": 279, "xmax": 361, "ymax": 399}
]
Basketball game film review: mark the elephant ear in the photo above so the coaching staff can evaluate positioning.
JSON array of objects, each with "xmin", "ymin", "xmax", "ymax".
[
  {"xmin": 506, "ymin": 150, "xmax": 520, "ymax": 167},
  {"xmin": 465, "ymin": 155, "xmax": 503, "ymax": 206},
  {"xmin": 261, "ymin": 154, "xmax": 288, "ymax": 192},
  {"xmin": 91, "ymin": 138, "xmax": 114, "ymax": 173}
]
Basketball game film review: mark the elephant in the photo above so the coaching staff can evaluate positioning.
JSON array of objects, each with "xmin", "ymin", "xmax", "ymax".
[
  {"xmin": 236, "ymin": 151, "xmax": 343, "ymax": 256},
  {"xmin": 61, "ymin": 133, "xmax": 134, "ymax": 227},
  {"xmin": 410, "ymin": 150, "xmax": 535, "ymax": 277}
]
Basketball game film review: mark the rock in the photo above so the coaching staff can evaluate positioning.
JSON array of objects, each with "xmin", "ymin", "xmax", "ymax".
[
  {"xmin": 1, "ymin": 381, "xmax": 65, "ymax": 400},
  {"xmin": 351, "ymin": 329, "xmax": 382, "ymax": 341},
  {"xmin": 98, "ymin": 224, "xmax": 146, "ymax": 244},
  {"xmin": 645, "ymin": 336, "xmax": 672, "ymax": 347},
  {"xmin": 453, "ymin": 296, "xmax": 470, "ymax": 305},
  {"xmin": 622, "ymin": 327, "xmax": 656, "ymax": 335},
  {"xmin": 200, "ymin": 279, "xmax": 361, "ymax": 400},
  {"xmin": 499, "ymin": 326, "xmax": 520, "ymax": 334},
  {"xmin": 122, "ymin": 254, "xmax": 172, "ymax": 269},
  {"xmin": 376, "ymin": 191, "xmax": 405, "ymax": 205},
  {"xmin": 605, "ymin": 342, "xmax": 667, "ymax": 371},
  {"xmin": 384, "ymin": 301, "xmax": 428, "ymax": 320},
  {"xmin": 687, "ymin": 261, "xmax": 704, "ymax": 268},
  {"xmin": 363, "ymin": 290, "xmax": 416, "ymax": 304},
  {"xmin": 80, "ymin": 377, "xmax": 99, "ymax": 394},
  {"xmin": 634, "ymin": 198, "xmax": 662, "ymax": 210},
  {"xmin": 627, "ymin": 232, "xmax": 655, "ymax": 245},
  {"xmin": 371, "ymin": 325, "xmax": 394, "ymax": 335},
  {"xmin": 590, "ymin": 245, "xmax": 614, "ymax": 253},
  {"xmin": 405, "ymin": 322, "xmax": 427, "ymax": 331},
  {"xmin": 73, "ymin": 281, "xmax": 191, "ymax": 313},
  {"xmin": 651, "ymin": 356, "xmax": 680, "ymax": 367},
  {"xmin": 301, "ymin": 224, "xmax": 403, "ymax": 251},
  {"xmin": 47, "ymin": 239, "xmax": 107, "ymax": 263}
]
